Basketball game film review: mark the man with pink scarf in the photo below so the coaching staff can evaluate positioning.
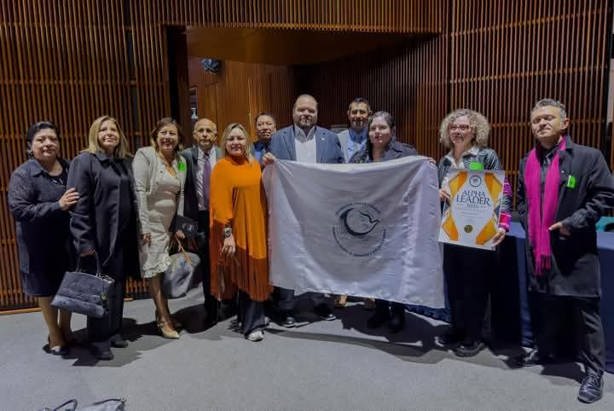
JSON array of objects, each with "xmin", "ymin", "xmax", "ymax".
[{"xmin": 516, "ymin": 98, "xmax": 614, "ymax": 404}]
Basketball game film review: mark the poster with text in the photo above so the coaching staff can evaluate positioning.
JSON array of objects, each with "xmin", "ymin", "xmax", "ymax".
[{"xmin": 439, "ymin": 169, "xmax": 504, "ymax": 250}]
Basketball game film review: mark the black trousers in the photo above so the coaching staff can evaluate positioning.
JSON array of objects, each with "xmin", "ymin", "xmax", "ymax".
[
  {"xmin": 274, "ymin": 286, "xmax": 327, "ymax": 313},
  {"xmin": 529, "ymin": 293, "xmax": 605, "ymax": 374},
  {"xmin": 237, "ymin": 290, "xmax": 266, "ymax": 336},
  {"xmin": 197, "ymin": 210, "xmax": 218, "ymax": 319},
  {"xmin": 443, "ymin": 244, "xmax": 494, "ymax": 344},
  {"xmin": 87, "ymin": 279, "xmax": 125, "ymax": 343}
]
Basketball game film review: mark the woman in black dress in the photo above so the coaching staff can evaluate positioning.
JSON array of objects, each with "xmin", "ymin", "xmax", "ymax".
[
  {"xmin": 67, "ymin": 116, "xmax": 140, "ymax": 360},
  {"xmin": 8, "ymin": 121, "xmax": 79, "ymax": 355}
]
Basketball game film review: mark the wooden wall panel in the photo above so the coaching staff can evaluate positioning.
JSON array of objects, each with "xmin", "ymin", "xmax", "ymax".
[
  {"xmin": 0, "ymin": 0, "xmax": 148, "ymax": 309},
  {"xmin": 187, "ymin": 57, "xmax": 294, "ymax": 140},
  {"xmin": 161, "ymin": 0, "xmax": 442, "ymax": 34},
  {"xmin": 300, "ymin": 1, "xmax": 611, "ymax": 210},
  {"xmin": 448, "ymin": 0, "xmax": 611, "ymax": 206}
]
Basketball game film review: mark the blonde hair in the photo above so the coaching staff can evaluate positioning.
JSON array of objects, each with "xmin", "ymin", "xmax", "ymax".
[
  {"xmin": 219, "ymin": 123, "xmax": 254, "ymax": 161},
  {"xmin": 438, "ymin": 109, "xmax": 490, "ymax": 149},
  {"xmin": 85, "ymin": 116, "xmax": 131, "ymax": 158}
]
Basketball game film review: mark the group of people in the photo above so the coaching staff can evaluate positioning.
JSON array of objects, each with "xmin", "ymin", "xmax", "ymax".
[{"xmin": 8, "ymin": 94, "xmax": 613, "ymax": 404}]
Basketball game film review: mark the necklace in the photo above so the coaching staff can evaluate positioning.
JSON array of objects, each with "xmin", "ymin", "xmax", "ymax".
[{"xmin": 158, "ymin": 152, "xmax": 176, "ymax": 177}]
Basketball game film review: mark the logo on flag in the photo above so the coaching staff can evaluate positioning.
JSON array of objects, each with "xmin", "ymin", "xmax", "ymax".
[{"xmin": 332, "ymin": 202, "xmax": 386, "ymax": 257}]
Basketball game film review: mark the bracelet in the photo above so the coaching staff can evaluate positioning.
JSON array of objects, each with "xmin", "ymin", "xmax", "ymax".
[{"xmin": 223, "ymin": 227, "xmax": 233, "ymax": 238}]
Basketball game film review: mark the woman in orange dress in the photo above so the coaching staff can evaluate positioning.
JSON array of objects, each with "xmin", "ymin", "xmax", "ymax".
[{"xmin": 210, "ymin": 123, "xmax": 270, "ymax": 341}]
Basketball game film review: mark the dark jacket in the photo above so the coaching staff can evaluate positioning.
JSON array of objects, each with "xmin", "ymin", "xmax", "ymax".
[
  {"xmin": 269, "ymin": 125, "xmax": 344, "ymax": 164},
  {"xmin": 181, "ymin": 146, "xmax": 221, "ymax": 221},
  {"xmin": 8, "ymin": 158, "xmax": 73, "ymax": 281},
  {"xmin": 67, "ymin": 152, "xmax": 140, "ymax": 279},
  {"xmin": 517, "ymin": 136, "xmax": 614, "ymax": 296},
  {"xmin": 349, "ymin": 140, "xmax": 417, "ymax": 163}
]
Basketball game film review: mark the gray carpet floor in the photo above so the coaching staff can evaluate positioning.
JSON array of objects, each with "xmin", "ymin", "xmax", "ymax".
[{"xmin": 1, "ymin": 290, "xmax": 613, "ymax": 411}]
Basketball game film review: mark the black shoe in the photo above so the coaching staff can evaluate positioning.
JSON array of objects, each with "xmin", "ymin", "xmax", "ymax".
[
  {"xmin": 454, "ymin": 341, "xmax": 485, "ymax": 357},
  {"xmin": 314, "ymin": 304, "xmax": 336, "ymax": 321},
  {"xmin": 281, "ymin": 313, "xmax": 297, "ymax": 328},
  {"xmin": 578, "ymin": 372, "xmax": 604, "ymax": 404},
  {"xmin": 90, "ymin": 344, "xmax": 113, "ymax": 361},
  {"xmin": 110, "ymin": 335, "xmax": 128, "ymax": 348},
  {"xmin": 388, "ymin": 311, "xmax": 405, "ymax": 333},
  {"xmin": 435, "ymin": 330, "xmax": 463, "ymax": 348},
  {"xmin": 515, "ymin": 349, "xmax": 554, "ymax": 367},
  {"xmin": 43, "ymin": 343, "xmax": 69, "ymax": 356},
  {"xmin": 367, "ymin": 310, "xmax": 389, "ymax": 329}
]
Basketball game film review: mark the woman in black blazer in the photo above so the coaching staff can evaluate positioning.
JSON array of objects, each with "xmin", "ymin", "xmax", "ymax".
[{"xmin": 67, "ymin": 116, "xmax": 140, "ymax": 361}]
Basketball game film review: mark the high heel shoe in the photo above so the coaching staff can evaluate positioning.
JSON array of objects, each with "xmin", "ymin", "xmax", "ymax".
[
  {"xmin": 44, "ymin": 336, "xmax": 68, "ymax": 356},
  {"xmin": 157, "ymin": 320, "xmax": 180, "ymax": 339},
  {"xmin": 155, "ymin": 310, "xmax": 182, "ymax": 329}
]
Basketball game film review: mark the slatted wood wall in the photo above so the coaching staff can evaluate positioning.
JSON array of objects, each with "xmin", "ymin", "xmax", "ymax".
[
  {"xmin": 448, "ymin": 0, "xmax": 612, "ymax": 205},
  {"xmin": 0, "ymin": 0, "xmax": 611, "ymax": 309},
  {"xmin": 187, "ymin": 57, "xmax": 294, "ymax": 139},
  {"xmin": 305, "ymin": 0, "xmax": 612, "ymax": 210}
]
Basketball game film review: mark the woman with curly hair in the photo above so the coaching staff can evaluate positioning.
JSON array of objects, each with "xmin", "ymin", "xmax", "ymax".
[{"xmin": 435, "ymin": 109, "xmax": 512, "ymax": 357}]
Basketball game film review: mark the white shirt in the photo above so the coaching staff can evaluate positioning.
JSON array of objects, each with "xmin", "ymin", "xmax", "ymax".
[
  {"xmin": 196, "ymin": 147, "xmax": 217, "ymax": 210},
  {"xmin": 294, "ymin": 125, "xmax": 317, "ymax": 163}
]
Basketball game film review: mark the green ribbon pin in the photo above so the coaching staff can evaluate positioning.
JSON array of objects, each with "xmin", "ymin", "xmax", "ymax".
[
  {"xmin": 177, "ymin": 160, "xmax": 186, "ymax": 172},
  {"xmin": 566, "ymin": 174, "xmax": 576, "ymax": 189}
]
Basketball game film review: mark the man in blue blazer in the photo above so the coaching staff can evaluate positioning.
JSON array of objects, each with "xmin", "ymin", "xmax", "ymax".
[{"xmin": 264, "ymin": 94, "xmax": 344, "ymax": 327}]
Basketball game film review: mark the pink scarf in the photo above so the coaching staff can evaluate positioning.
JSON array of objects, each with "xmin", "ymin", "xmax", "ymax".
[{"xmin": 524, "ymin": 139, "xmax": 566, "ymax": 276}]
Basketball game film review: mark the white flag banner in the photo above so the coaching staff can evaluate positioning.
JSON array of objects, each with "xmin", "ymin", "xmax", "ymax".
[{"xmin": 263, "ymin": 156, "xmax": 444, "ymax": 308}]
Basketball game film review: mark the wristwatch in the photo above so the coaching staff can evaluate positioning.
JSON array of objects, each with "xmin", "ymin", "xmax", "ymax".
[{"xmin": 223, "ymin": 227, "xmax": 233, "ymax": 238}]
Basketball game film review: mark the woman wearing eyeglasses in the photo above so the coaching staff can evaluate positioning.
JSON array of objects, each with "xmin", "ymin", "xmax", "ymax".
[{"xmin": 436, "ymin": 109, "xmax": 512, "ymax": 357}]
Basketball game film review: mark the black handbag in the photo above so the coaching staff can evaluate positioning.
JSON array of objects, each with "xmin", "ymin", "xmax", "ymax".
[
  {"xmin": 38, "ymin": 398, "xmax": 126, "ymax": 411},
  {"xmin": 51, "ymin": 258, "xmax": 114, "ymax": 318},
  {"xmin": 173, "ymin": 214, "xmax": 198, "ymax": 240}
]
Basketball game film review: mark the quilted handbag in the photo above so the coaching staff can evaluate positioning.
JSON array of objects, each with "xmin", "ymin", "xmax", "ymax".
[
  {"xmin": 162, "ymin": 242, "xmax": 201, "ymax": 298},
  {"xmin": 51, "ymin": 271, "xmax": 114, "ymax": 319}
]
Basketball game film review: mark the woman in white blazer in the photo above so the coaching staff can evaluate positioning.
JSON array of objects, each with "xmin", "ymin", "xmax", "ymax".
[{"xmin": 133, "ymin": 118, "xmax": 187, "ymax": 339}]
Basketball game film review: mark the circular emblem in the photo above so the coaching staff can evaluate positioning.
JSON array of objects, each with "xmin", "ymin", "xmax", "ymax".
[
  {"xmin": 469, "ymin": 175, "xmax": 482, "ymax": 187},
  {"xmin": 464, "ymin": 224, "xmax": 473, "ymax": 233},
  {"xmin": 332, "ymin": 203, "xmax": 386, "ymax": 257}
]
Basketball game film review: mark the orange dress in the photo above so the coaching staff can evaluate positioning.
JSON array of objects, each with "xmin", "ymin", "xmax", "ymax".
[{"xmin": 209, "ymin": 156, "xmax": 270, "ymax": 301}]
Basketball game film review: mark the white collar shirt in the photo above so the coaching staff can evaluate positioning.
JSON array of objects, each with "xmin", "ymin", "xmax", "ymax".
[{"xmin": 294, "ymin": 125, "xmax": 317, "ymax": 163}]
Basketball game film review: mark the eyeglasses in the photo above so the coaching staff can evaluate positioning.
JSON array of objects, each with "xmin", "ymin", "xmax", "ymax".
[{"xmin": 449, "ymin": 124, "xmax": 471, "ymax": 131}]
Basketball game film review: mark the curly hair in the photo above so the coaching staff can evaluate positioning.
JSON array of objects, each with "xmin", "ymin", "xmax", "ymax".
[{"xmin": 438, "ymin": 109, "xmax": 490, "ymax": 149}]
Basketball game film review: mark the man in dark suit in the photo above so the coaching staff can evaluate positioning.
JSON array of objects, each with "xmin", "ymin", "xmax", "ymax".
[
  {"xmin": 516, "ymin": 99, "xmax": 614, "ymax": 404},
  {"xmin": 263, "ymin": 94, "xmax": 344, "ymax": 327},
  {"xmin": 182, "ymin": 118, "xmax": 221, "ymax": 327}
]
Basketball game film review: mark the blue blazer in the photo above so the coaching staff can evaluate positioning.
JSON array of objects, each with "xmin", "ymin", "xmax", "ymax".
[{"xmin": 269, "ymin": 125, "xmax": 344, "ymax": 164}]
